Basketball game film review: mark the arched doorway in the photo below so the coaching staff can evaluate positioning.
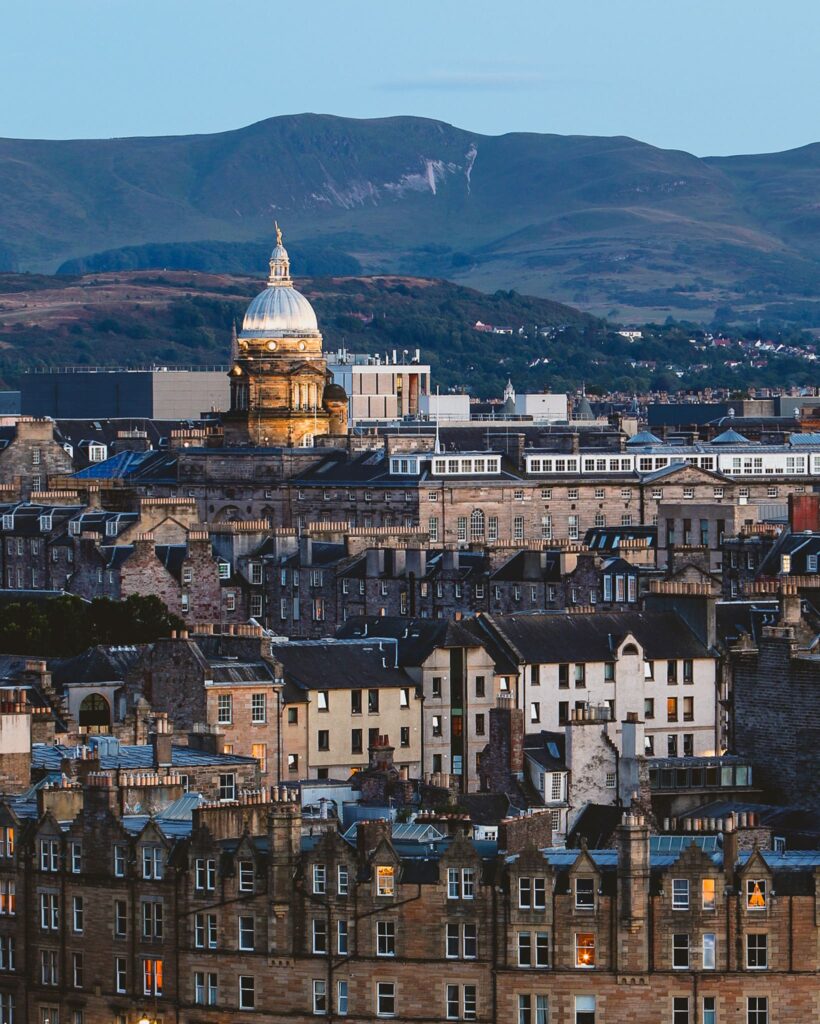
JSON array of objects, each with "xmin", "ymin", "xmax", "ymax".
[{"xmin": 79, "ymin": 693, "xmax": 111, "ymax": 733}]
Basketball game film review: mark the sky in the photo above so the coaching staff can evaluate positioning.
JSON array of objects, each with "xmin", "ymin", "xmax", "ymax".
[{"xmin": 0, "ymin": 0, "xmax": 818, "ymax": 156}]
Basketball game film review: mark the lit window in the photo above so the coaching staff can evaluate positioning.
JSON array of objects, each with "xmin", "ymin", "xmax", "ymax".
[
  {"xmin": 376, "ymin": 865, "xmax": 395, "ymax": 897},
  {"xmin": 746, "ymin": 879, "xmax": 767, "ymax": 910},
  {"xmin": 575, "ymin": 932, "xmax": 595, "ymax": 968}
]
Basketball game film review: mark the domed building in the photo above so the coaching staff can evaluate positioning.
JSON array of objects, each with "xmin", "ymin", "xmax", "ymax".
[{"xmin": 223, "ymin": 225, "xmax": 347, "ymax": 446}]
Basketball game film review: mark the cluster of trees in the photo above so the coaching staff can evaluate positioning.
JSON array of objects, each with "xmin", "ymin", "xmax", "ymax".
[{"xmin": 0, "ymin": 594, "xmax": 182, "ymax": 657}]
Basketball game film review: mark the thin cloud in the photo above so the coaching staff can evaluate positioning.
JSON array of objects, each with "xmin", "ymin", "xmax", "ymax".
[{"xmin": 379, "ymin": 70, "xmax": 549, "ymax": 92}]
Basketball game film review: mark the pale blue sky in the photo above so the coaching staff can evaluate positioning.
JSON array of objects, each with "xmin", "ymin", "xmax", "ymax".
[{"xmin": 1, "ymin": 0, "xmax": 817, "ymax": 156}]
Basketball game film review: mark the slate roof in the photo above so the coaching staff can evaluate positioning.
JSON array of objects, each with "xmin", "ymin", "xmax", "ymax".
[
  {"xmin": 336, "ymin": 616, "xmax": 483, "ymax": 666},
  {"xmin": 490, "ymin": 550, "xmax": 562, "ymax": 583},
  {"xmin": 32, "ymin": 742, "xmax": 256, "ymax": 770},
  {"xmin": 270, "ymin": 638, "xmax": 415, "ymax": 693},
  {"xmin": 524, "ymin": 731, "xmax": 566, "ymax": 770},
  {"xmin": 50, "ymin": 645, "xmax": 144, "ymax": 688},
  {"xmin": 758, "ymin": 532, "xmax": 820, "ymax": 577},
  {"xmin": 475, "ymin": 610, "xmax": 710, "ymax": 664}
]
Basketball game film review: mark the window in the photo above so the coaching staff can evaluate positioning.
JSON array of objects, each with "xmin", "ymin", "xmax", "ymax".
[
  {"xmin": 644, "ymin": 697, "xmax": 655, "ymax": 720},
  {"xmin": 39, "ymin": 839, "xmax": 59, "ymax": 872},
  {"xmin": 337, "ymin": 919, "xmax": 348, "ymax": 955},
  {"xmin": 673, "ymin": 997, "xmax": 690, "ymax": 1024},
  {"xmin": 239, "ymin": 975, "xmax": 255, "ymax": 1010},
  {"xmin": 513, "ymin": 515, "xmax": 525, "ymax": 541},
  {"xmin": 530, "ymin": 702, "xmax": 540, "ymax": 724},
  {"xmin": 288, "ymin": 753, "xmax": 299, "ymax": 772},
  {"xmin": 40, "ymin": 892, "xmax": 59, "ymax": 930},
  {"xmin": 683, "ymin": 659, "xmax": 693, "ymax": 683},
  {"xmin": 143, "ymin": 958, "xmax": 163, "ymax": 996},
  {"xmin": 702, "ymin": 878, "xmax": 716, "ymax": 910},
  {"xmin": 703, "ymin": 932, "xmax": 716, "ymax": 969},
  {"xmin": 576, "ymin": 995, "xmax": 595, "ymax": 1024},
  {"xmin": 218, "ymin": 773, "xmax": 236, "ymax": 801},
  {"xmin": 337, "ymin": 979, "xmax": 349, "ymax": 1016},
  {"xmin": 446, "ymin": 984, "xmax": 477, "ymax": 1021},
  {"xmin": 672, "ymin": 878, "xmax": 690, "ymax": 910},
  {"xmin": 377, "ymin": 920, "xmax": 395, "ymax": 956},
  {"xmin": 518, "ymin": 930, "xmax": 532, "ymax": 967},
  {"xmin": 312, "ymin": 863, "xmax": 326, "ymax": 894},
  {"xmin": 217, "ymin": 693, "xmax": 232, "ymax": 724},
  {"xmin": 747, "ymin": 997, "xmax": 768, "ymax": 1024},
  {"xmin": 195, "ymin": 858, "xmax": 216, "ymax": 891},
  {"xmin": 377, "ymin": 865, "xmax": 395, "ymax": 897},
  {"xmin": 377, "ymin": 982, "xmax": 396, "ymax": 1017},
  {"xmin": 746, "ymin": 878, "xmax": 767, "ymax": 910},
  {"xmin": 338, "ymin": 864, "xmax": 349, "ymax": 895},
  {"xmin": 574, "ymin": 663, "xmax": 586, "ymax": 688},
  {"xmin": 317, "ymin": 690, "xmax": 329, "ymax": 712},
  {"xmin": 351, "ymin": 729, "xmax": 363, "ymax": 754},
  {"xmin": 312, "ymin": 978, "xmax": 327, "ymax": 1015},
  {"xmin": 432, "ymin": 675, "xmax": 443, "ymax": 698},
  {"xmin": 0, "ymin": 935, "xmax": 14, "ymax": 971},
  {"xmin": 238, "ymin": 915, "xmax": 255, "ymax": 951},
  {"xmin": 703, "ymin": 997, "xmax": 716, "ymax": 1024},
  {"xmin": 368, "ymin": 689, "xmax": 380, "ymax": 713},
  {"xmin": 251, "ymin": 693, "xmax": 266, "ymax": 723},
  {"xmin": 72, "ymin": 895, "xmax": 83, "ymax": 933},
  {"xmin": 746, "ymin": 932, "xmax": 767, "ymax": 969},
  {"xmin": 312, "ymin": 918, "xmax": 328, "ymax": 954},
  {"xmin": 683, "ymin": 696, "xmax": 694, "ymax": 721},
  {"xmin": 318, "ymin": 729, "xmax": 330, "ymax": 751},
  {"xmin": 575, "ymin": 878, "xmax": 595, "ymax": 909},
  {"xmin": 575, "ymin": 932, "xmax": 595, "ymax": 967},
  {"xmin": 141, "ymin": 899, "xmax": 164, "ymax": 939},
  {"xmin": 673, "ymin": 932, "xmax": 690, "ymax": 969},
  {"xmin": 667, "ymin": 697, "xmax": 678, "ymax": 722},
  {"xmin": 68, "ymin": 841, "xmax": 81, "ymax": 873},
  {"xmin": 115, "ymin": 956, "xmax": 127, "ymax": 993},
  {"xmin": 400, "ymin": 726, "xmax": 410, "ymax": 748},
  {"xmin": 432, "ymin": 715, "xmax": 443, "ymax": 737},
  {"xmin": 238, "ymin": 859, "xmax": 255, "ymax": 893},
  {"xmin": 72, "ymin": 951, "xmax": 83, "ymax": 988}
]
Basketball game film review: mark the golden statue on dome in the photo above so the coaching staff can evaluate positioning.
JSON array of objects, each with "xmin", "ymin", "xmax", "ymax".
[{"xmin": 275, "ymin": 220, "xmax": 283, "ymax": 246}]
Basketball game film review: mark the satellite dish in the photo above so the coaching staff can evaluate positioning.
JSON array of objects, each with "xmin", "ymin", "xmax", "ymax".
[{"xmin": 728, "ymin": 407, "xmax": 735, "ymax": 418}]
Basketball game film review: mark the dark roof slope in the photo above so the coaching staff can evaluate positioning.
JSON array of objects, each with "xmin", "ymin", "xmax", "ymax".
[
  {"xmin": 479, "ymin": 610, "xmax": 710, "ymax": 664},
  {"xmin": 337, "ymin": 616, "xmax": 482, "ymax": 665},
  {"xmin": 271, "ymin": 638, "xmax": 415, "ymax": 692}
]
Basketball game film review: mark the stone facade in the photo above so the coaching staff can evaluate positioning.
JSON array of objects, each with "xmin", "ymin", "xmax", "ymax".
[
  {"xmin": 731, "ymin": 603, "xmax": 820, "ymax": 813},
  {"xmin": 0, "ymin": 791, "xmax": 817, "ymax": 1024}
]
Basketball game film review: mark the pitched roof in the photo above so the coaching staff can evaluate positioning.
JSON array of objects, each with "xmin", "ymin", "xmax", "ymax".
[
  {"xmin": 271, "ymin": 638, "xmax": 415, "ymax": 691},
  {"xmin": 336, "ymin": 616, "xmax": 483, "ymax": 665},
  {"xmin": 479, "ymin": 610, "xmax": 710, "ymax": 664}
]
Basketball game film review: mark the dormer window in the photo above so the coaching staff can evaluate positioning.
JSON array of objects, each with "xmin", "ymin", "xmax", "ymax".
[
  {"xmin": 39, "ymin": 515, "xmax": 52, "ymax": 532},
  {"xmin": 746, "ymin": 878, "xmax": 767, "ymax": 910},
  {"xmin": 376, "ymin": 865, "xmax": 395, "ymax": 897},
  {"xmin": 1, "ymin": 515, "xmax": 12, "ymax": 531},
  {"xmin": 105, "ymin": 519, "xmax": 118, "ymax": 537},
  {"xmin": 575, "ymin": 878, "xmax": 595, "ymax": 909},
  {"xmin": 141, "ymin": 845, "xmax": 163, "ymax": 880},
  {"xmin": 69, "ymin": 519, "xmax": 81, "ymax": 535}
]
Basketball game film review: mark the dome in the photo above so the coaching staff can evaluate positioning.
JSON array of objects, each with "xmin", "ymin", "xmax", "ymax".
[
  {"xmin": 239, "ymin": 222, "xmax": 320, "ymax": 336},
  {"xmin": 242, "ymin": 285, "xmax": 318, "ymax": 335}
]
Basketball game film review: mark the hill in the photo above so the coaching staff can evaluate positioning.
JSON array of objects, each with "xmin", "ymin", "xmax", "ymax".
[
  {"xmin": 3, "ymin": 114, "xmax": 820, "ymax": 323},
  {"xmin": 1, "ymin": 270, "xmax": 817, "ymax": 397}
]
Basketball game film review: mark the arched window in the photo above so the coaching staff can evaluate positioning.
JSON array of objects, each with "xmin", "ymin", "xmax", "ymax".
[
  {"xmin": 79, "ymin": 693, "xmax": 111, "ymax": 733},
  {"xmin": 622, "ymin": 643, "xmax": 640, "ymax": 656},
  {"xmin": 470, "ymin": 509, "xmax": 485, "ymax": 541}
]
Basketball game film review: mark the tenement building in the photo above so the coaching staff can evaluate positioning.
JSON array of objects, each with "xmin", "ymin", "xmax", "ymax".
[{"xmin": 0, "ymin": 785, "xmax": 817, "ymax": 1024}]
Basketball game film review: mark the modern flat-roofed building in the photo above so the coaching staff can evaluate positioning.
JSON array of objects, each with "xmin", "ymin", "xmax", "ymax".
[
  {"xmin": 22, "ymin": 367, "xmax": 230, "ymax": 419},
  {"xmin": 326, "ymin": 350, "xmax": 430, "ymax": 422}
]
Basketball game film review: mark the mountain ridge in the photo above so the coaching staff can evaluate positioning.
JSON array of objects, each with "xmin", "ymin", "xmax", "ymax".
[{"xmin": 3, "ymin": 113, "xmax": 820, "ymax": 322}]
